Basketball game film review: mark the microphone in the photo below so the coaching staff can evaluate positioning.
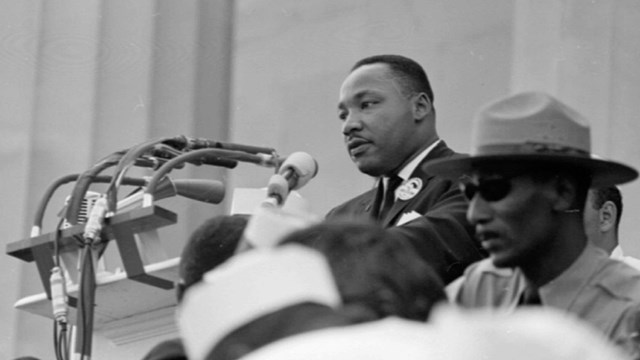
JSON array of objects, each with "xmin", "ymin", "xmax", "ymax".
[
  {"xmin": 166, "ymin": 135, "xmax": 276, "ymax": 155},
  {"xmin": 279, "ymin": 152, "xmax": 318, "ymax": 191},
  {"xmin": 264, "ymin": 152, "xmax": 318, "ymax": 207},
  {"xmin": 155, "ymin": 177, "xmax": 226, "ymax": 204},
  {"xmin": 120, "ymin": 177, "xmax": 225, "ymax": 211}
]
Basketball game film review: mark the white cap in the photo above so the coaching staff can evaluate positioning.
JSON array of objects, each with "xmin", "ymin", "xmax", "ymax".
[
  {"xmin": 242, "ymin": 205, "xmax": 319, "ymax": 248},
  {"xmin": 177, "ymin": 245, "xmax": 341, "ymax": 360}
]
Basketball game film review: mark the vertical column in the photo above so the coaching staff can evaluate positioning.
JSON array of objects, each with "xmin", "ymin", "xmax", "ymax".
[
  {"xmin": 0, "ymin": 3, "xmax": 42, "ymax": 359},
  {"xmin": 511, "ymin": 0, "xmax": 614, "ymax": 138},
  {"xmin": 13, "ymin": 0, "xmax": 103, "ymax": 358},
  {"xmin": 511, "ymin": 0, "xmax": 640, "ymax": 255},
  {"xmin": 189, "ymin": 0, "xmax": 235, "ymax": 232},
  {"xmin": 606, "ymin": 2, "xmax": 640, "ymax": 254},
  {"xmin": 5, "ymin": 0, "xmax": 235, "ymax": 358},
  {"xmin": 145, "ymin": 0, "xmax": 235, "ymax": 257}
]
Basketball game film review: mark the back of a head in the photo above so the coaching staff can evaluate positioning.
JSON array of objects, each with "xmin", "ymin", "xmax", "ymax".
[
  {"xmin": 351, "ymin": 54, "xmax": 434, "ymax": 104},
  {"xmin": 279, "ymin": 219, "xmax": 446, "ymax": 321},
  {"xmin": 588, "ymin": 185, "xmax": 623, "ymax": 229},
  {"xmin": 177, "ymin": 214, "xmax": 249, "ymax": 301}
]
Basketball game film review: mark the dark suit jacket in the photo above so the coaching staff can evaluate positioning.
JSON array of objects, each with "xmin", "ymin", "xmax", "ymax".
[{"xmin": 326, "ymin": 141, "xmax": 485, "ymax": 284}]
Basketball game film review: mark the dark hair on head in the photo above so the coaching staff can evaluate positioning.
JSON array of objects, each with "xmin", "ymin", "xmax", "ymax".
[
  {"xmin": 351, "ymin": 54, "xmax": 434, "ymax": 104},
  {"xmin": 178, "ymin": 214, "xmax": 249, "ymax": 301},
  {"xmin": 279, "ymin": 218, "xmax": 445, "ymax": 321},
  {"xmin": 589, "ymin": 185, "xmax": 623, "ymax": 230}
]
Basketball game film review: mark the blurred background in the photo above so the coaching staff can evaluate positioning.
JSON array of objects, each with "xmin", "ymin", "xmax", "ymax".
[{"xmin": 1, "ymin": 0, "xmax": 639, "ymax": 358}]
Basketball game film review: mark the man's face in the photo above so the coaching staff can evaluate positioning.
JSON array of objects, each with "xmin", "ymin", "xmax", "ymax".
[
  {"xmin": 337, "ymin": 63, "xmax": 420, "ymax": 177},
  {"xmin": 464, "ymin": 171, "xmax": 558, "ymax": 268}
]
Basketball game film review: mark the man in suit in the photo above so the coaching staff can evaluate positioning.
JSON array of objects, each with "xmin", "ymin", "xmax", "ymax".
[
  {"xmin": 328, "ymin": 54, "xmax": 485, "ymax": 284},
  {"xmin": 429, "ymin": 92, "xmax": 640, "ymax": 357}
]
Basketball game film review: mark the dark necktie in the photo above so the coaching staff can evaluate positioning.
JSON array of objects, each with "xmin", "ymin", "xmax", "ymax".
[
  {"xmin": 519, "ymin": 286, "xmax": 542, "ymax": 306},
  {"xmin": 377, "ymin": 176, "xmax": 402, "ymax": 221}
]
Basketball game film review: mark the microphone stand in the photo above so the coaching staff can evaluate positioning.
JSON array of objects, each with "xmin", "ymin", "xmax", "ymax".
[{"xmin": 6, "ymin": 136, "xmax": 283, "ymax": 360}]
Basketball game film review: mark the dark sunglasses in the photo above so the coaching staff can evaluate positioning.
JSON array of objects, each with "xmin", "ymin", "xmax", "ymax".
[{"xmin": 459, "ymin": 175, "xmax": 514, "ymax": 202}]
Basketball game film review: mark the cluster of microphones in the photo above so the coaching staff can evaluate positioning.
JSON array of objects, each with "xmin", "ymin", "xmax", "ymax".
[{"xmin": 21, "ymin": 135, "xmax": 318, "ymax": 360}]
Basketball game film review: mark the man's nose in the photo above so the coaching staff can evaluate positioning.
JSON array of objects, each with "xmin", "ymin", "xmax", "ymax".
[
  {"xmin": 342, "ymin": 112, "xmax": 362, "ymax": 135},
  {"xmin": 466, "ymin": 195, "xmax": 493, "ymax": 225}
]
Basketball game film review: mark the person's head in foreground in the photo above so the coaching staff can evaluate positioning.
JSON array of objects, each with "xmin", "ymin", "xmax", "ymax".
[
  {"xmin": 279, "ymin": 219, "xmax": 447, "ymax": 321},
  {"xmin": 176, "ymin": 214, "xmax": 249, "ymax": 302},
  {"xmin": 178, "ymin": 219, "xmax": 446, "ymax": 360}
]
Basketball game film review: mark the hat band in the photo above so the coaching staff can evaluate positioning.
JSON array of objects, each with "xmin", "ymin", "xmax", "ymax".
[{"xmin": 475, "ymin": 142, "xmax": 590, "ymax": 158}]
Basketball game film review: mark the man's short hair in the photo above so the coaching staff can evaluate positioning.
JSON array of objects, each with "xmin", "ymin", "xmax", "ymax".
[
  {"xmin": 279, "ymin": 219, "xmax": 446, "ymax": 321},
  {"xmin": 351, "ymin": 54, "xmax": 434, "ymax": 104},
  {"xmin": 178, "ymin": 214, "xmax": 249, "ymax": 301},
  {"xmin": 588, "ymin": 186, "xmax": 623, "ymax": 230}
]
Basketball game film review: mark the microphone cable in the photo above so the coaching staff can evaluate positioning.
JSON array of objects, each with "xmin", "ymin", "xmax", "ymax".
[
  {"xmin": 142, "ymin": 147, "xmax": 283, "ymax": 207},
  {"xmin": 52, "ymin": 216, "xmax": 70, "ymax": 360},
  {"xmin": 32, "ymin": 174, "xmax": 146, "ymax": 238},
  {"xmin": 71, "ymin": 195, "xmax": 108, "ymax": 360},
  {"xmin": 39, "ymin": 175, "xmax": 146, "ymax": 360},
  {"xmin": 105, "ymin": 137, "xmax": 181, "ymax": 214},
  {"xmin": 53, "ymin": 315, "xmax": 70, "ymax": 360},
  {"xmin": 65, "ymin": 150, "xmax": 127, "ymax": 227}
]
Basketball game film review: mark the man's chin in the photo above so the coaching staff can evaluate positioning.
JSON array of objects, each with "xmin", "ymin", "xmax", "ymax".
[
  {"xmin": 352, "ymin": 158, "xmax": 386, "ymax": 177},
  {"xmin": 356, "ymin": 164, "xmax": 384, "ymax": 177},
  {"xmin": 489, "ymin": 253, "xmax": 516, "ymax": 269}
]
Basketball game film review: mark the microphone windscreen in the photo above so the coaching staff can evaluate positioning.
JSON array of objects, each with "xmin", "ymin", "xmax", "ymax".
[
  {"xmin": 173, "ymin": 179, "xmax": 226, "ymax": 204},
  {"xmin": 266, "ymin": 174, "xmax": 289, "ymax": 203},
  {"xmin": 279, "ymin": 152, "xmax": 318, "ymax": 190}
]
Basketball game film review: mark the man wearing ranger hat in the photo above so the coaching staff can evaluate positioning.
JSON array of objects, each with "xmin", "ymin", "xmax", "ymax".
[{"xmin": 427, "ymin": 92, "xmax": 640, "ymax": 355}]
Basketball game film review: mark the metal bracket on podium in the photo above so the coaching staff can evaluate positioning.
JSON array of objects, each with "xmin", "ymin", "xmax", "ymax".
[{"xmin": 6, "ymin": 205, "xmax": 177, "ymax": 299}]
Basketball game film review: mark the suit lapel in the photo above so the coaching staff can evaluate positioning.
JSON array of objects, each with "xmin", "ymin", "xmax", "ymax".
[
  {"xmin": 353, "ymin": 186, "xmax": 379, "ymax": 219},
  {"xmin": 380, "ymin": 141, "xmax": 455, "ymax": 227}
]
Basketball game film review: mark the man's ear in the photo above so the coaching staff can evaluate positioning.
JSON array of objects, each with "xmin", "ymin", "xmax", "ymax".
[
  {"xmin": 599, "ymin": 201, "xmax": 617, "ymax": 232},
  {"xmin": 412, "ymin": 92, "xmax": 432, "ymax": 121}
]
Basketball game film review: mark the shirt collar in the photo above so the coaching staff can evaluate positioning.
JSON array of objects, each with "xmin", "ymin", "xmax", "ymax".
[
  {"xmin": 379, "ymin": 139, "xmax": 441, "ymax": 191},
  {"xmin": 610, "ymin": 245, "xmax": 624, "ymax": 260},
  {"xmin": 396, "ymin": 139, "xmax": 441, "ymax": 181}
]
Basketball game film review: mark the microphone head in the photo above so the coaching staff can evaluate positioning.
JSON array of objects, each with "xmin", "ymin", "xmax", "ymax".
[
  {"xmin": 279, "ymin": 152, "xmax": 318, "ymax": 190},
  {"xmin": 266, "ymin": 174, "xmax": 289, "ymax": 206},
  {"xmin": 173, "ymin": 179, "xmax": 226, "ymax": 204},
  {"xmin": 155, "ymin": 177, "xmax": 225, "ymax": 204}
]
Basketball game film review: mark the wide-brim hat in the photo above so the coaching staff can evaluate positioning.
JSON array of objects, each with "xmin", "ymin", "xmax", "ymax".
[{"xmin": 425, "ymin": 92, "xmax": 637, "ymax": 187}]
